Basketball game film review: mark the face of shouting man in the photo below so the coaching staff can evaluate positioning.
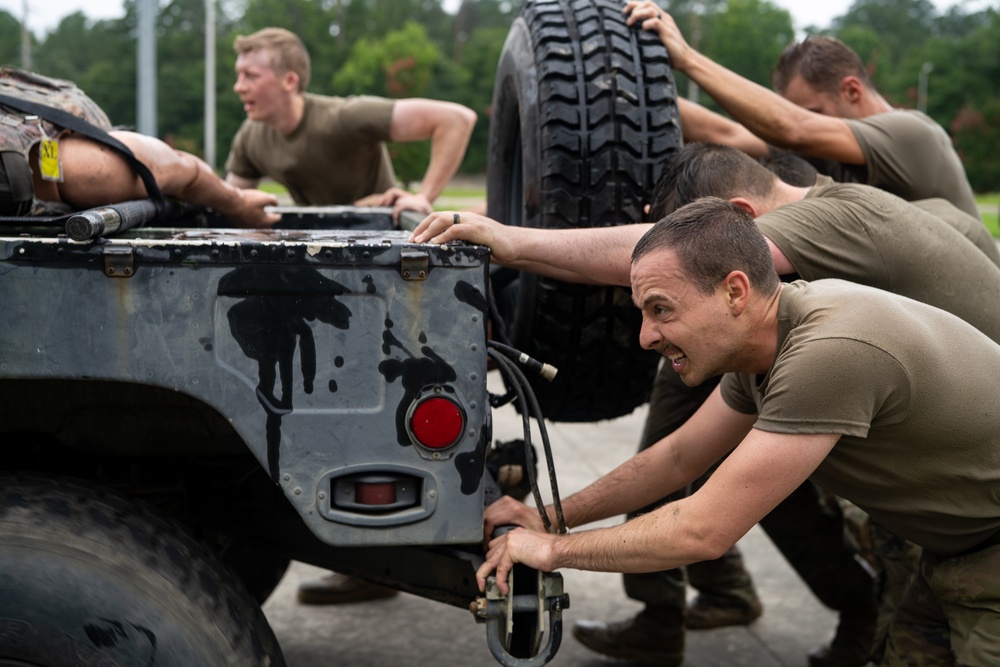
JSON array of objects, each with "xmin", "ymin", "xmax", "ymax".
[
  {"xmin": 233, "ymin": 48, "xmax": 296, "ymax": 127},
  {"xmin": 632, "ymin": 246, "xmax": 752, "ymax": 387}
]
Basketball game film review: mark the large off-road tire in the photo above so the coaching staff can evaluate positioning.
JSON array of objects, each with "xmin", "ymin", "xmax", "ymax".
[
  {"xmin": 487, "ymin": 0, "xmax": 682, "ymax": 422},
  {"xmin": 0, "ymin": 475, "xmax": 286, "ymax": 666}
]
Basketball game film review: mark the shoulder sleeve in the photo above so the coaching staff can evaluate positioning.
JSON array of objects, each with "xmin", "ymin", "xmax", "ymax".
[
  {"xmin": 224, "ymin": 121, "xmax": 261, "ymax": 180},
  {"xmin": 755, "ymin": 195, "xmax": 887, "ymax": 284},
  {"xmin": 845, "ymin": 112, "xmax": 973, "ymax": 214},
  {"xmin": 754, "ymin": 337, "xmax": 910, "ymax": 437},
  {"xmin": 336, "ymin": 96, "xmax": 395, "ymax": 142},
  {"xmin": 720, "ymin": 373, "xmax": 759, "ymax": 415}
]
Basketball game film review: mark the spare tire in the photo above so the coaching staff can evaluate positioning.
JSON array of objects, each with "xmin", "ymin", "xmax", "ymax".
[{"xmin": 487, "ymin": 0, "xmax": 682, "ymax": 422}]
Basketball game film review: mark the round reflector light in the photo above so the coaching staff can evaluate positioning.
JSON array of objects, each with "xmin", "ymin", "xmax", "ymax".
[{"xmin": 410, "ymin": 397, "xmax": 464, "ymax": 449}]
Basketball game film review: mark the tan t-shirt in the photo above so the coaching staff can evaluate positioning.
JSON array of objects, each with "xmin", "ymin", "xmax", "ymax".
[
  {"xmin": 910, "ymin": 197, "xmax": 999, "ymax": 266},
  {"xmin": 757, "ymin": 179, "xmax": 1000, "ymax": 343},
  {"xmin": 842, "ymin": 110, "xmax": 979, "ymax": 218},
  {"xmin": 721, "ymin": 279, "xmax": 1000, "ymax": 556},
  {"xmin": 225, "ymin": 94, "xmax": 397, "ymax": 205}
]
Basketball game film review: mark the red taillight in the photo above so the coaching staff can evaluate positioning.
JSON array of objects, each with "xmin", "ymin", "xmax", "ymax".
[{"xmin": 409, "ymin": 396, "xmax": 464, "ymax": 449}]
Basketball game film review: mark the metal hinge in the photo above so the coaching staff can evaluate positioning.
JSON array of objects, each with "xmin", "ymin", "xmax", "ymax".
[
  {"xmin": 400, "ymin": 249, "xmax": 428, "ymax": 281},
  {"xmin": 103, "ymin": 245, "xmax": 134, "ymax": 278}
]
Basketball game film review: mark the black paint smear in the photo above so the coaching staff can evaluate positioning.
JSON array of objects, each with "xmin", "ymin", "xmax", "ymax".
[
  {"xmin": 363, "ymin": 275, "xmax": 377, "ymax": 294},
  {"xmin": 378, "ymin": 334, "xmax": 457, "ymax": 446},
  {"xmin": 221, "ymin": 266, "xmax": 352, "ymax": 479},
  {"xmin": 454, "ymin": 424, "xmax": 487, "ymax": 496},
  {"xmin": 454, "ymin": 280, "xmax": 487, "ymax": 314}
]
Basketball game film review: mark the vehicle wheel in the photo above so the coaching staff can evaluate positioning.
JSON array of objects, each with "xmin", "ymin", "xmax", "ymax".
[
  {"xmin": 487, "ymin": 0, "xmax": 682, "ymax": 422},
  {"xmin": 0, "ymin": 475, "xmax": 286, "ymax": 666},
  {"xmin": 223, "ymin": 544, "xmax": 291, "ymax": 605}
]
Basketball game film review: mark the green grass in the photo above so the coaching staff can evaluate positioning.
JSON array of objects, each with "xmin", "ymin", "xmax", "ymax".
[
  {"xmin": 976, "ymin": 193, "xmax": 1000, "ymax": 238},
  {"xmin": 982, "ymin": 211, "xmax": 999, "ymax": 237},
  {"xmin": 257, "ymin": 180, "xmax": 289, "ymax": 196}
]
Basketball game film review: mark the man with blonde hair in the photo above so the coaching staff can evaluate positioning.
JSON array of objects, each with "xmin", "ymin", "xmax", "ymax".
[{"xmin": 224, "ymin": 27, "xmax": 477, "ymax": 222}]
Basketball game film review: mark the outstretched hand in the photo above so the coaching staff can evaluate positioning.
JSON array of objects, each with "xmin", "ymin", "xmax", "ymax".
[
  {"xmin": 623, "ymin": 1, "xmax": 694, "ymax": 71},
  {"xmin": 483, "ymin": 496, "xmax": 550, "ymax": 545},
  {"xmin": 476, "ymin": 527, "xmax": 558, "ymax": 595},
  {"xmin": 359, "ymin": 187, "xmax": 434, "ymax": 222},
  {"xmin": 231, "ymin": 188, "xmax": 280, "ymax": 228},
  {"xmin": 408, "ymin": 210, "xmax": 521, "ymax": 263}
]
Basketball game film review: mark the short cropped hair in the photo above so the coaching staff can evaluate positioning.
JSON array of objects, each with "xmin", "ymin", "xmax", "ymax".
[
  {"xmin": 234, "ymin": 27, "xmax": 311, "ymax": 93},
  {"xmin": 758, "ymin": 148, "xmax": 818, "ymax": 187},
  {"xmin": 649, "ymin": 143, "xmax": 779, "ymax": 220},
  {"xmin": 772, "ymin": 36, "xmax": 872, "ymax": 96},
  {"xmin": 633, "ymin": 197, "xmax": 781, "ymax": 297}
]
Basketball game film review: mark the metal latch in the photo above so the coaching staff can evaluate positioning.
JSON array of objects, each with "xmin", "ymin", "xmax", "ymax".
[
  {"xmin": 103, "ymin": 245, "xmax": 134, "ymax": 278},
  {"xmin": 400, "ymin": 249, "xmax": 429, "ymax": 281}
]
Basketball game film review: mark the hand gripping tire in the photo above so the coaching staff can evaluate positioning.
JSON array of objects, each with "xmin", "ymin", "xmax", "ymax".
[
  {"xmin": 0, "ymin": 475, "xmax": 286, "ymax": 666},
  {"xmin": 487, "ymin": 0, "xmax": 682, "ymax": 422}
]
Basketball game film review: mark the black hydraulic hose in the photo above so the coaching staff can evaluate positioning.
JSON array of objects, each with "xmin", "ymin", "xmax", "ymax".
[
  {"xmin": 488, "ymin": 349, "xmax": 552, "ymax": 534},
  {"xmin": 488, "ymin": 343, "xmax": 567, "ymax": 535}
]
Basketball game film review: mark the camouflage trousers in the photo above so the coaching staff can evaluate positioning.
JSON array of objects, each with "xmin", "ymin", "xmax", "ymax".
[{"xmin": 882, "ymin": 543, "xmax": 1000, "ymax": 667}]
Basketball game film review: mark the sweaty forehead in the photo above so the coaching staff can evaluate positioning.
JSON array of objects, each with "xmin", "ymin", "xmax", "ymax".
[
  {"xmin": 237, "ymin": 48, "xmax": 275, "ymax": 71},
  {"xmin": 630, "ymin": 250, "xmax": 686, "ymax": 306}
]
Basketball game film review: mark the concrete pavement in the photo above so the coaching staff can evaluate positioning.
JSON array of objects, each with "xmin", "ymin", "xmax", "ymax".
[{"xmin": 262, "ymin": 372, "xmax": 842, "ymax": 667}]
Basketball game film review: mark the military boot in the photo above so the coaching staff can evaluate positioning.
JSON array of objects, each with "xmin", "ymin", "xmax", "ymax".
[
  {"xmin": 807, "ymin": 599, "xmax": 879, "ymax": 667},
  {"xmin": 572, "ymin": 607, "xmax": 684, "ymax": 666}
]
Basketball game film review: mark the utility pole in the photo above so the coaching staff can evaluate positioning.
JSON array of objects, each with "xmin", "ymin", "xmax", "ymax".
[
  {"xmin": 204, "ymin": 0, "xmax": 216, "ymax": 168},
  {"xmin": 19, "ymin": 0, "xmax": 32, "ymax": 70},
  {"xmin": 917, "ymin": 62, "xmax": 933, "ymax": 114},
  {"xmin": 137, "ymin": 0, "xmax": 157, "ymax": 136}
]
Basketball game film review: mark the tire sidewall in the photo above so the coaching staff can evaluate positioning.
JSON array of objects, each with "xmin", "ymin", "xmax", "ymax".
[{"xmin": 0, "ymin": 476, "xmax": 284, "ymax": 666}]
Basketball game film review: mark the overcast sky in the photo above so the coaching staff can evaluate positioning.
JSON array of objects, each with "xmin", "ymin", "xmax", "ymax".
[{"xmin": 0, "ymin": 0, "xmax": 991, "ymax": 39}]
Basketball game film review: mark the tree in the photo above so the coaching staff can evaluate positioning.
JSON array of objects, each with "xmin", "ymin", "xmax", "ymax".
[
  {"xmin": 952, "ymin": 99, "xmax": 1000, "ymax": 193},
  {"xmin": 702, "ymin": 0, "xmax": 793, "ymax": 88},
  {"xmin": 0, "ymin": 10, "xmax": 25, "ymax": 67},
  {"xmin": 333, "ymin": 22, "xmax": 445, "ymax": 184},
  {"xmin": 832, "ymin": 0, "xmax": 936, "ymax": 77}
]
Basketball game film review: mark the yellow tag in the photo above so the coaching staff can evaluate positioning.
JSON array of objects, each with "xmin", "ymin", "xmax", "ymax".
[{"xmin": 40, "ymin": 138, "xmax": 62, "ymax": 181}]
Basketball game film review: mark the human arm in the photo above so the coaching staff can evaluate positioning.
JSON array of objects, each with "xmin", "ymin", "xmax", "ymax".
[
  {"xmin": 225, "ymin": 171, "xmax": 262, "ymax": 190},
  {"xmin": 410, "ymin": 210, "xmax": 650, "ymax": 285},
  {"xmin": 766, "ymin": 237, "xmax": 795, "ymax": 275},
  {"xmin": 479, "ymin": 395, "xmax": 838, "ymax": 592},
  {"xmin": 372, "ymin": 99, "xmax": 477, "ymax": 218},
  {"xmin": 624, "ymin": 2, "xmax": 865, "ymax": 165},
  {"xmin": 58, "ymin": 132, "xmax": 279, "ymax": 227},
  {"xmin": 678, "ymin": 98, "xmax": 769, "ymax": 158}
]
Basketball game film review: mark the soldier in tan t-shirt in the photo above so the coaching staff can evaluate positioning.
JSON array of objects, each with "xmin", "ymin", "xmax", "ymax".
[
  {"xmin": 224, "ymin": 27, "xmax": 478, "ymax": 223},
  {"xmin": 224, "ymin": 26, "xmax": 480, "ymax": 605},
  {"xmin": 622, "ymin": 2, "xmax": 979, "ymax": 219},
  {"xmin": 598, "ymin": 9, "xmax": 981, "ymax": 661},
  {"xmin": 475, "ymin": 198, "xmax": 1000, "ymax": 666},
  {"xmin": 409, "ymin": 141, "xmax": 1000, "ymax": 667}
]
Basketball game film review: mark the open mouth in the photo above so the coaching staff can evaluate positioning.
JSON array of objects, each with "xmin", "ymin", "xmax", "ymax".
[{"xmin": 666, "ymin": 351, "xmax": 687, "ymax": 371}]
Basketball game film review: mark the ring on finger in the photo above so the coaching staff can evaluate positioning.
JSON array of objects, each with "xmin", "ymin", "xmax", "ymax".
[{"xmin": 453, "ymin": 213, "xmax": 461, "ymax": 225}]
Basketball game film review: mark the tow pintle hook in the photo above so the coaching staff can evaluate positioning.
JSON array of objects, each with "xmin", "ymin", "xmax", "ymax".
[{"xmin": 471, "ymin": 567, "xmax": 569, "ymax": 667}]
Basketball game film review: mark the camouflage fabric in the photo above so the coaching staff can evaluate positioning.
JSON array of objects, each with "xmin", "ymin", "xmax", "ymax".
[
  {"xmin": 883, "ymin": 544, "xmax": 1000, "ymax": 666},
  {"xmin": 841, "ymin": 502, "xmax": 923, "ymax": 664},
  {"xmin": 0, "ymin": 66, "xmax": 111, "ymax": 161}
]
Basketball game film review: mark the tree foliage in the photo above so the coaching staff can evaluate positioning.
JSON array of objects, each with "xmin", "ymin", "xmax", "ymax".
[{"xmin": 3, "ymin": 0, "xmax": 997, "ymax": 191}]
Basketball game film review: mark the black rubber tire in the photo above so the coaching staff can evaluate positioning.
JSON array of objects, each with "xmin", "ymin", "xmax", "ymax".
[
  {"xmin": 222, "ymin": 543, "xmax": 291, "ymax": 605},
  {"xmin": 487, "ymin": 0, "xmax": 682, "ymax": 422},
  {"xmin": 0, "ymin": 475, "xmax": 286, "ymax": 666}
]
